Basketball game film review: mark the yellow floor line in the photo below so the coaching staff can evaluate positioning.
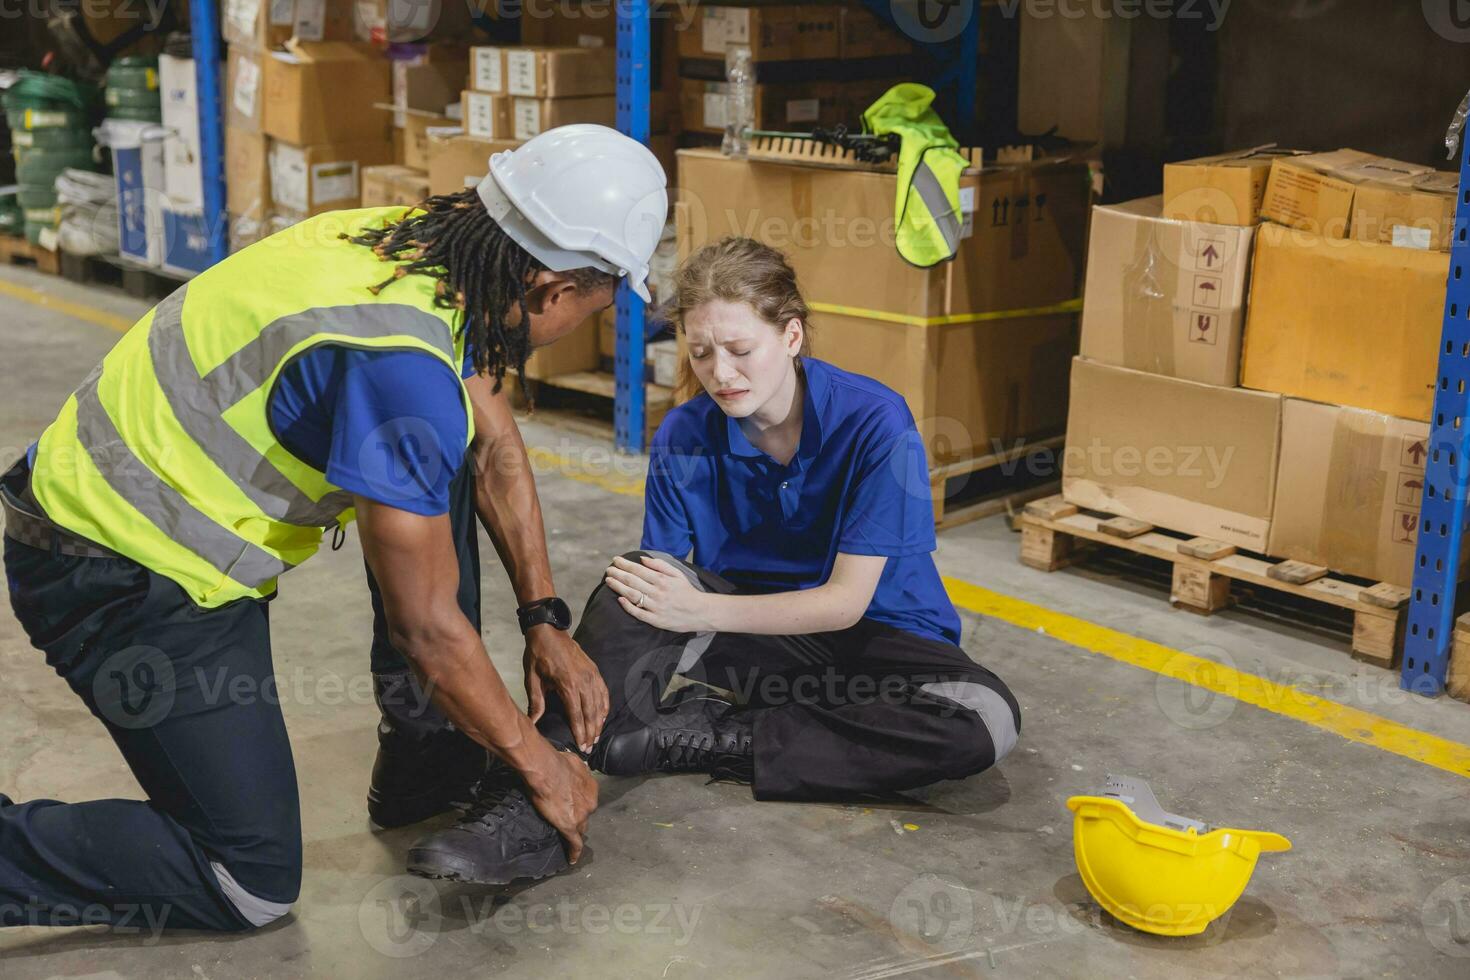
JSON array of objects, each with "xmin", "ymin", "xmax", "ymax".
[
  {"xmin": 943, "ymin": 576, "xmax": 1470, "ymax": 780},
  {"xmin": 0, "ymin": 278, "xmax": 133, "ymax": 334},
  {"xmin": 525, "ymin": 446, "xmax": 644, "ymax": 498},
  {"xmin": 15, "ymin": 265, "xmax": 1469, "ymax": 779}
]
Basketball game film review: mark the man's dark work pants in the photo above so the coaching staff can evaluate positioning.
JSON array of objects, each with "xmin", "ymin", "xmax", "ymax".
[{"xmin": 1, "ymin": 458, "xmax": 299, "ymax": 931}]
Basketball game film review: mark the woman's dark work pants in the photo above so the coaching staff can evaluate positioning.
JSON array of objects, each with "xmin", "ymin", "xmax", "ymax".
[
  {"xmin": 535, "ymin": 554, "xmax": 1022, "ymax": 802},
  {"xmin": 1, "ymin": 459, "xmax": 300, "ymax": 932}
]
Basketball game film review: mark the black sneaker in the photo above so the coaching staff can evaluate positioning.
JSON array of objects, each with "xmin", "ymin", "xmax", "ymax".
[
  {"xmin": 591, "ymin": 695, "xmax": 754, "ymax": 777},
  {"xmin": 406, "ymin": 778, "xmax": 570, "ymax": 885}
]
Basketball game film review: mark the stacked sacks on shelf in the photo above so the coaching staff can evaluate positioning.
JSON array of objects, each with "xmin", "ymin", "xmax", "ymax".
[
  {"xmin": 3, "ymin": 72, "xmax": 102, "ymax": 246},
  {"xmin": 104, "ymin": 56, "xmax": 162, "ymax": 123}
]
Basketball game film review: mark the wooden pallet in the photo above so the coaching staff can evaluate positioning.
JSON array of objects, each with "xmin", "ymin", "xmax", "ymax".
[
  {"xmin": 0, "ymin": 235, "xmax": 60, "ymax": 275},
  {"xmin": 1018, "ymin": 495, "xmax": 1412, "ymax": 668},
  {"xmin": 931, "ymin": 435, "xmax": 1064, "ymax": 530}
]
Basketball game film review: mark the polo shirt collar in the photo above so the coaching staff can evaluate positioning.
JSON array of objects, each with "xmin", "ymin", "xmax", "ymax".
[{"xmin": 722, "ymin": 358, "xmax": 830, "ymax": 463}]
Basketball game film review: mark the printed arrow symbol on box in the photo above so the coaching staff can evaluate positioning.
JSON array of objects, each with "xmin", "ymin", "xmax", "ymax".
[
  {"xmin": 1408, "ymin": 441, "xmax": 1428, "ymax": 464},
  {"xmin": 1201, "ymin": 244, "xmax": 1220, "ymax": 264}
]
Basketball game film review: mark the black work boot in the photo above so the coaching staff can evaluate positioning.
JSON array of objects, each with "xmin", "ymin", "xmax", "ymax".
[
  {"xmin": 367, "ymin": 672, "xmax": 490, "ymax": 829},
  {"xmin": 591, "ymin": 694, "xmax": 754, "ymax": 778},
  {"xmin": 406, "ymin": 772, "xmax": 570, "ymax": 885}
]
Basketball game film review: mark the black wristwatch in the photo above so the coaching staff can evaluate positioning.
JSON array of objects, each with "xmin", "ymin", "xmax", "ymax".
[{"xmin": 517, "ymin": 596, "xmax": 572, "ymax": 634}]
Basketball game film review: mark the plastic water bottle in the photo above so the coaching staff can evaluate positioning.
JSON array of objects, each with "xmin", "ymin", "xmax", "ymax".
[{"xmin": 722, "ymin": 45, "xmax": 753, "ymax": 158}]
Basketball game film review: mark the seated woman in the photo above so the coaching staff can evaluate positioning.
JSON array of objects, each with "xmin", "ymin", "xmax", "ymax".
[{"xmin": 408, "ymin": 237, "xmax": 1019, "ymax": 884}]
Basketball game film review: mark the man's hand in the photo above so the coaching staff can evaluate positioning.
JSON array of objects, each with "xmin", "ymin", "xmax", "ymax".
[
  {"xmin": 524, "ymin": 627, "xmax": 609, "ymax": 754},
  {"xmin": 521, "ymin": 743, "xmax": 599, "ymax": 863}
]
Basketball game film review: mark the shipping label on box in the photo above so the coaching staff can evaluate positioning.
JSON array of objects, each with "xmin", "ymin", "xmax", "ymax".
[
  {"xmin": 227, "ymin": 47, "xmax": 265, "ymax": 131},
  {"xmin": 1242, "ymin": 223, "xmax": 1448, "ymax": 421},
  {"xmin": 471, "ymin": 47, "xmax": 504, "ymax": 93},
  {"xmin": 1080, "ymin": 196, "xmax": 1254, "ymax": 387},
  {"xmin": 701, "ymin": 7, "xmax": 751, "ymax": 52},
  {"xmin": 1268, "ymin": 399, "xmax": 1456, "ymax": 588},
  {"xmin": 269, "ymin": 138, "xmax": 392, "ymax": 215},
  {"xmin": 503, "ymin": 46, "xmax": 615, "ymax": 98},
  {"xmin": 224, "ymin": 0, "xmax": 296, "ymax": 48},
  {"xmin": 1062, "ymin": 357, "xmax": 1283, "ymax": 551}
]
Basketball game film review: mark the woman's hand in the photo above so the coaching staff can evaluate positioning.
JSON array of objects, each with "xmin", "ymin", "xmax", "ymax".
[{"xmin": 603, "ymin": 555, "xmax": 716, "ymax": 633}]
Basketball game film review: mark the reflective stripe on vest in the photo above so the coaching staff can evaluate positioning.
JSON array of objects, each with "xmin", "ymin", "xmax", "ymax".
[
  {"xmin": 909, "ymin": 160, "xmax": 961, "ymax": 258},
  {"xmin": 73, "ymin": 373, "xmax": 295, "ymax": 586},
  {"xmin": 145, "ymin": 285, "xmax": 459, "ymax": 531}
]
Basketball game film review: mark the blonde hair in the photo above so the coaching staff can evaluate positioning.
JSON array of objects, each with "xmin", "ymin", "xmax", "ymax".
[{"xmin": 666, "ymin": 237, "xmax": 813, "ymax": 404}]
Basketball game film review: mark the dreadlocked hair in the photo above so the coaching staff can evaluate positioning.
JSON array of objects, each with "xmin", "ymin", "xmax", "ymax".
[{"xmin": 345, "ymin": 187, "xmax": 616, "ymax": 392}]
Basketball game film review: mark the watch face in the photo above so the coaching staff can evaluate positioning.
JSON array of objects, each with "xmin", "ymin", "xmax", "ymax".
[{"xmin": 546, "ymin": 597, "xmax": 572, "ymax": 629}]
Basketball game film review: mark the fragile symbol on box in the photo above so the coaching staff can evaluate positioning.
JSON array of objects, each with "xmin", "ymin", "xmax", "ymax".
[
  {"xmin": 1398, "ymin": 475, "xmax": 1425, "ymax": 508},
  {"xmin": 1392, "ymin": 510, "xmax": 1419, "ymax": 545},
  {"xmin": 1401, "ymin": 436, "xmax": 1428, "ymax": 471},
  {"xmin": 1192, "ymin": 275, "xmax": 1222, "ymax": 309},
  {"xmin": 1189, "ymin": 312, "xmax": 1218, "ymax": 346},
  {"xmin": 1195, "ymin": 237, "xmax": 1226, "ymax": 271}
]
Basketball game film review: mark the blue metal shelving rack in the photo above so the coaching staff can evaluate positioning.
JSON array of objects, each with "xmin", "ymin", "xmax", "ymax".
[
  {"xmin": 1401, "ymin": 108, "xmax": 1470, "ymax": 697},
  {"xmin": 614, "ymin": 1, "xmax": 652, "ymax": 453},
  {"xmin": 609, "ymin": 0, "xmax": 980, "ymax": 452},
  {"xmin": 189, "ymin": 0, "xmax": 228, "ymax": 268}
]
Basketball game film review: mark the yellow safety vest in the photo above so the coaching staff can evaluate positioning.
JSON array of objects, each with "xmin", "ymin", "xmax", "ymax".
[
  {"xmin": 30, "ymin": 207, "xmax": 474, "ymax": 608},
  {"xmin": 862, "ymin": 83, "xmax": 970, "ymax": 268}
]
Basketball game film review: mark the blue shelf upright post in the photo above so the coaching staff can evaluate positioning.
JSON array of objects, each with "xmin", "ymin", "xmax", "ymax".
[
  {"xmin": 614, "ymin": 0, "xmax": 652, "ymax": 453},
  {"xmin": 1401, "ymin": 98, "xmax": 1470, "ymax": 696},
  {"xmin": 189, "ymin": 0, "xmax": 228, "ymax": 268}
]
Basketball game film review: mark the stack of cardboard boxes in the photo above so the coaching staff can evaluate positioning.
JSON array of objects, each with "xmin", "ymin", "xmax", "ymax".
[
  {"xmin": 1065, "ymin": 146, "xmax": 1457, "ymax": 588},
  {"xmin": 675, "ymin": 3, "xmax": 911, "ymax": 137}
]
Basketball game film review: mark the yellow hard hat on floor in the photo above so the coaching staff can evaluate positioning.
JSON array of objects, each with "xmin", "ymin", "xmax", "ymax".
[{"xmin": 1066, "ymin": 776, "xmax": 1291, "ymax": 937}]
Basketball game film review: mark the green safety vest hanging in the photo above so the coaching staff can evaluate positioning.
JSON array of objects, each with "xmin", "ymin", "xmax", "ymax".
[
  {"xmin": 862, "ymin": 83, "xmax": 970, "ymax": 268},
  {"xmin": 30, "ymin": 207, "xmax": 474, "ymax": 608}
]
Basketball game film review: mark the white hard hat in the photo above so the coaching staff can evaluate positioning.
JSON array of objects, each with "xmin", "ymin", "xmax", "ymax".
[{"xmin": 476, "ymin": 124, "xmax": 668, "ymax": 302}]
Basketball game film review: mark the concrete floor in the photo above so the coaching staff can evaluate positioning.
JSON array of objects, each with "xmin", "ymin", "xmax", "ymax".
[{"xmin": 2, "ymin": 263, "xmax": 1469, "ymax": 979}]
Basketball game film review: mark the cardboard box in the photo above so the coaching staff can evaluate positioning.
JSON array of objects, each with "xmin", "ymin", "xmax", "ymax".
[
  {"xmin": 523, "ymin": 315, "xmax": 601, "ymax": 380},
  {"xmin": 226, "ymin": 124, "xmax": 271, "ymax": 225},
  {"xmin": 462, "ymin": 91, "xmax": 513, "ymax": 141},
  {"xmin": 1162, "ymin": 147, "xmax": 1306, "ymax": 226},
  {"xmin": 1080, "ymin": 196, "xmax": 1255, "ymax": 387},
  {"xmin": 354, "ymin": 0, "xmax": 477, "ymax": 45},
  {"xmin": 391, "ymin": 48, "xmax": 466, "ymax": 127},
  {"xmin": 676, "ymin": 4, "xmax": 840, "ymax": 62},
  {"xmin": 511, "ymin": 96, "xmax": 616, "ymax": 140},
  {"xmin": 426, "ymin": 132, "xmax": 519, "ymax": 196},
  {"xmin": 518, "ymin": 1, "xmax": 619, "ymax": 48},
  {"xmin": 263, "ymin": 42, "xmax": 390, "ymax": 145},
  {"xmin": 361, "ymin": 163, "xmax": 428, "ymax": 207},
  {"xmin": 811, "ymin": 311, "xmax": 1079, "ymax": 467},
  {"xmin": 1242, "ymin": 223, "xmax": 1450, "ymax": 421},
  {"xmin": 838, "ymin": 5, "xmax": 913, "ymax": 59},
  {"xmin": 504, "ymin": 46, "xmax": 615, "ymax": 98},
  {"xmin": 223, "ymin": 0, "xmax": 295, "ymax": 49},
  {"xmin": 679, "ymin": 78, "xmax": 842, "ymax": 134},
  {"xmin": 1269, "ymin": 399, "xmax": 1443, "ymax": 588},
  {"xmin": 226, "ymin": 46, "xmax": 266, "ymax": 131},
  {"xmin": 1261, "ymin": 149, "xmax": 1457, "ymax": 250},
  {"xmin": 400, "ymin": 110, "xmax": 455, "ymax": 170},
  {"xmin": 1063, "ymin": 357, "xmax": 1283, "ymax": 552},
  {"xmin": 268, "ymin": 138, "xmax": 394, "ymax": 216},
  {"xmin": 470, "ymin": 46, "xmax": 505, "ymax": 93},
  {"xmin": 676, "ymin": 147, "xmax": 1089, "ymax": 324}
]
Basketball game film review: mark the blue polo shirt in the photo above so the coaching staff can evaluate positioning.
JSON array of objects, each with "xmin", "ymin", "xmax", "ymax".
[{"xmin": 641, "ymin": 357, "xmax": 962, "ymax": 645}]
